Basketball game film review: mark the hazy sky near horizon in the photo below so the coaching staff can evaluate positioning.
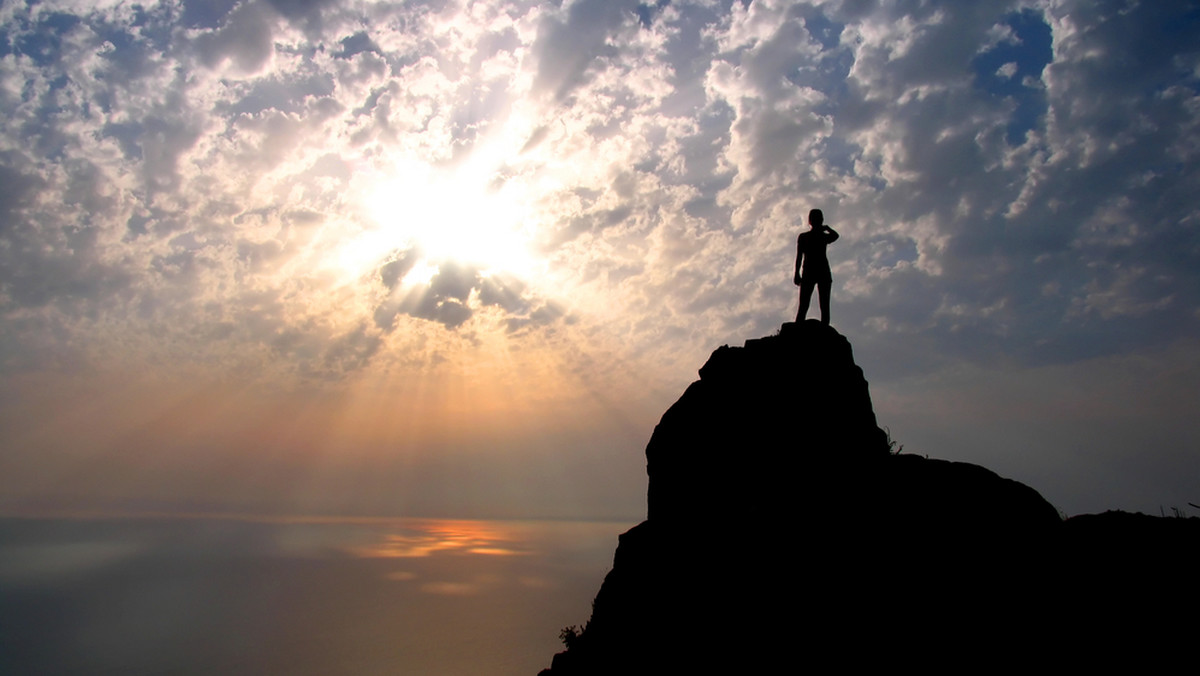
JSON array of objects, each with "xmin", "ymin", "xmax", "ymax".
[{"xmin": 2, "ymin": 0, "xmax": 1198, "ymax": 519}]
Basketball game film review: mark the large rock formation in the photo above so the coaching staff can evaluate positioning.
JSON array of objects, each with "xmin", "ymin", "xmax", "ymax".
[
  {"xmin": 540, "ymin": 322, "xmax": 1199, "ymax": 673},
  {"xmin": 646, "ymin": 320, "xmax": 890, "ymax": 523}
]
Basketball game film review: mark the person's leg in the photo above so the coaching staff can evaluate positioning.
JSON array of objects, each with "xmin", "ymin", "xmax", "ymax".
[
  {"xmin": 797, "ymin": 278, "xmax": 815, "ymax": 321},
  {"xmin": 818, "ymin": 279, "xmax": 831, "ymax": 325}
]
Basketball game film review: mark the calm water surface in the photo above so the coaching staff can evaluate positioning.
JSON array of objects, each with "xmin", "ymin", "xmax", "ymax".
[{"xmin": 0, "ymin": 515, "xmax": 633, "ymax": 675}]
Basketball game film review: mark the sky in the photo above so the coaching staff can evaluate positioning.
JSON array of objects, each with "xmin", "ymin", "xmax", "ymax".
[{"xmin": 1, "ymin": 0, "xmax": 1198, "ymax": 520}]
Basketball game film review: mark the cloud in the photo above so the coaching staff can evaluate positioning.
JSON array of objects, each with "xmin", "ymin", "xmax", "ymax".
[
  {"xmin": 2, "ymin": 0, "xmax": 1199, "ymax": 516},
  {"xmin": 531, "ymin": 0, "xmax": 643, "ymax": 103},
  {"xmin": 194, "ymin": 0, "xmax": 279, "ymax": 76},
  {"xmin": 0, "ymin": 0, "xmax": 583, "ymax": 381},
  {"xmin": 2, "ymin": 0, "xmax": 1196, "ymax": 378}
]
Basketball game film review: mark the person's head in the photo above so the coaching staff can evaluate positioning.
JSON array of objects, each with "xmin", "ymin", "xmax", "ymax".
[{"xmin": 808, "ymin": 208, "xmax": 824, "ymax": 228}]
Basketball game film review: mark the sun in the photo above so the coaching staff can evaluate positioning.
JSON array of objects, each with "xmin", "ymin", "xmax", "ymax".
[{"xmin": 348, "ymin": 153, "xmax": 541, "ymax": 282}]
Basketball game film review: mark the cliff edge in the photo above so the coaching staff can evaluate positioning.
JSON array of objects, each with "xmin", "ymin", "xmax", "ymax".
[{"xmin": 541, "ymin": 321, "xmax": 1198, "ymax": 673}]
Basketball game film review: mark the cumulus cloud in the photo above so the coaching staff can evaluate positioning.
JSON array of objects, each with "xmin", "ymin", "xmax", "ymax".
[
  {"xmin": 0, "ymin": 0, "xmax": 577, "ymax": 382},
  {"xmin": 2, "ymin": 0, "xmax": 1197, "ymax": 376}
]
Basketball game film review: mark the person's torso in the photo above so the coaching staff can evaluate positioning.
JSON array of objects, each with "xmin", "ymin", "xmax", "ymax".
[{"xmin": 800, "ymin": 231, "xmax": 830, "ymax": 278}]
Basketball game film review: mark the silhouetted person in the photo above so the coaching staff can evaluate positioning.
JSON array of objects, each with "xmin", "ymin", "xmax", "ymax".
[{"xmin": 794, "ymin": 209, "xmax": 839, "ymax": 324}]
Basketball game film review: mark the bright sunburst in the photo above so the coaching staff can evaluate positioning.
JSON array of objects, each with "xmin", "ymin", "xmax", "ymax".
[{"xmin": 343, "ymin": 149, "xmax": 541, "ymax": 284}]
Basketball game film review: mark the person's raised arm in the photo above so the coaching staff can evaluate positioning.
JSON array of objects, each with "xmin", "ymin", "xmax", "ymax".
[{"xmin": 825, "ymin": 225, "xmax": 839, "ymax": 243}]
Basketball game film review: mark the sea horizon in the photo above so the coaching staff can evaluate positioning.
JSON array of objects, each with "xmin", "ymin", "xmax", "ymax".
[{"xmin": 0, "ymin": 512, "xmax": 637, "ymax": 675}]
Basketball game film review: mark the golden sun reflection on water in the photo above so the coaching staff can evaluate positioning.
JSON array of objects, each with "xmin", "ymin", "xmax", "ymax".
[
  {"xmin": 0, "ymin": 515, "xmax": 629, "ymax": 674},
  {"xmin": 347, "ymin": 519, "xmax": 528, "ymax": 559}
]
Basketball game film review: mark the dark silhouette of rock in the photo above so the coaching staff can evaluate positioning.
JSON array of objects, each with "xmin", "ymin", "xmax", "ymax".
[
  {"xmin": 540, "ymin": 321, "xmax": 1200, "ymax": 674},
  {"xmin": 647, "ymin": 320, "xmax": 888, "ymax": 523}
]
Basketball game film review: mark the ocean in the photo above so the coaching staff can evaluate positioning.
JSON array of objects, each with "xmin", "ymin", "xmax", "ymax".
[{"xmin": 0, "ymin": 515, "xmax": 632, "ymax": 675}]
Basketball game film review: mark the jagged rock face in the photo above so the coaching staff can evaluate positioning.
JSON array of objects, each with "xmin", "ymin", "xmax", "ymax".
[
  {"xmin": 540, "ymin": 323, "xmax": 1200, "ymax": 675},
  {"xmin": 646, "ymin": 321, "xmax": 889, "ymax": 522}
]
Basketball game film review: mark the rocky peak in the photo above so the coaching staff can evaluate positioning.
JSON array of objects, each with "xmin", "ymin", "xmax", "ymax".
[
  {"xmin": 646, "ymin": 320, "xmax": 889, "ymax": 523},
  {"xmin": 540, "ymin": 322, "xmax": 1198, "ymax": 674}
]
